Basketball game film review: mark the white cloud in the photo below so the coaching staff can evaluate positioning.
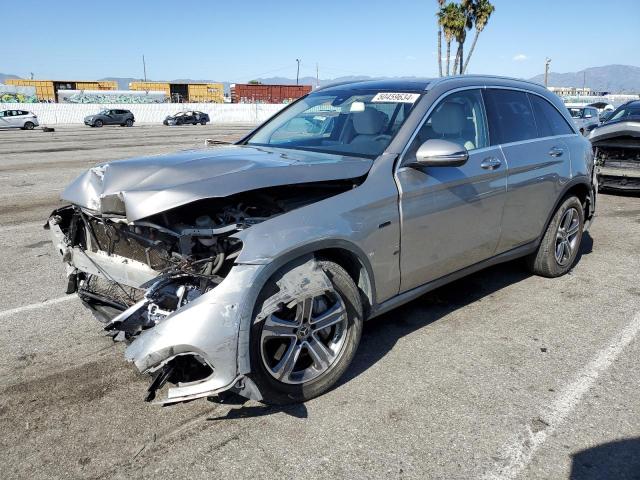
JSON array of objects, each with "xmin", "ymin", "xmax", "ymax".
[{"xmin": 513, "ymin": 54, "xmax": 528, "ymax": 62}]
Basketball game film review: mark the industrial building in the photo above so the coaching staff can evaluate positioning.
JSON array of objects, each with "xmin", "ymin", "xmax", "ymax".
[
  {"xmin": 129, "ymin": 82, "xmax": 224, "ymax": 103},
  {"xmin": 5, "ymin": 79, "xmax": 117, "ymax": 102}
]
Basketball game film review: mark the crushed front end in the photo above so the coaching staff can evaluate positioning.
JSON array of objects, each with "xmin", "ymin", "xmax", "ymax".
[
  {"xmin": 46, "ymin": 198, "xmax": 276, "ymax": 404},
  {"xmin": 591, "ymin": 121, "xmax": 640, "ymax": 191}
]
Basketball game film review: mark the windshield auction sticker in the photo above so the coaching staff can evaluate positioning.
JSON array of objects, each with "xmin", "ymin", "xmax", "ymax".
[{"xmin": 371, "ymin": 92, "xmax": 420, "ymax": 103}]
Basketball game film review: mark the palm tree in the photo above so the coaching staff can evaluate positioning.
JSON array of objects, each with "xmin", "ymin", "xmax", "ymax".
[
  {"xmin": 462, "ymin": 0, "xmax": 495, "ymax": 74},
  {"xmin": 439, "ymin": 3, "xmax": 464, "ymax": 76},
  {"xmin": 436, "ymin": 0, "xmax": 446, "ymax": 77}
]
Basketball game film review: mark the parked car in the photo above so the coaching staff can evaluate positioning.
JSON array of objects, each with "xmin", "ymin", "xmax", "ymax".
[
  {"xmin": 163, "ymin": 111, "xmax": 210, "ymax": 126},
  {"xmin": 84, "ymin": 109, "xmax": 135, "ymax": 127},
  {"xmin": 566, "ymin": 105, "xmax": 600, "ymax": 135},
  {"xmin": 0, "ymin": 109, "xmax": 39, "ymax": 130},
  {"xmin": 47, "ymin": 76, "xmax": 596, "ymax": 406},
  {"xmin": 590, "ymin": 100, "xmax": 640, "ymax": 191}
]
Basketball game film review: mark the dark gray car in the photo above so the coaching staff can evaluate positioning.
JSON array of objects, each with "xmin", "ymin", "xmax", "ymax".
[
  {"xmin": 48, "ymin": 76, "xmax": 596, "ymax": 406},
  {"xmin": 84, "ymin": 109, "xmax": 135, "ymax": 127}
]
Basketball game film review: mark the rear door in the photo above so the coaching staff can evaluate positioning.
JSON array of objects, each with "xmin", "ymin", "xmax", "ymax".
[
  {"xmin": 396, "ymin": 88, "xmax": 508, "ymax": 291},
  {"xmin": 484, "ymin": 89, "xmax": 574, "ymax": 252},
  {"xmin": 0, "ymin": 111, "xmax": 10, "ymax": 128}
]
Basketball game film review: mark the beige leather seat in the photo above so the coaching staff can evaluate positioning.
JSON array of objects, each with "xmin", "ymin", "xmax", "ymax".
[
  {"xmin": 349, "ymin": 108, "xmax": 390, "ymax": 155},
  {"xmin": 431, "ymin": 101, "xmax": 475, "ymax": 150}
]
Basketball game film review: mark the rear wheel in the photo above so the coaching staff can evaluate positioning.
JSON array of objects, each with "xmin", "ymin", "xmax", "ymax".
[
  {"xmin": 249, "ymin": 260, "xmax": 363, "ymax": 404},
  {"xmin": 125, "ymin": 119, "xmax": 133, "ymax": 127},
  {"xmin": 527, "ymin": 195, "xmax": 584, "ymax": 277},
  {"xmin": 23, "ymin": 122, "xmax": 35, "ymax": 130},
  {"xmin": 94, "ymin": 119, "xmax": 103, "ymax": 128}
]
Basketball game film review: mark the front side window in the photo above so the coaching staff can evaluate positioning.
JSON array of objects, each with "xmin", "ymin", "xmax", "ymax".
[
  {"xmin": 406, "ymin": 89, "xmax": 489, "ymax": 159},
  {"xmin": 246, "ymin": 89, "xmax": 421, "ymax": 158},
  {"xmin": 567, "ymin": 107, "xmax": 584, "ymax": 118},
  {"xmin": 484, "ymin": 89, "xmax": 537, "ymax": 144},
  {"xmin": 529, "ymin": 94, "xmax": 574, "ymax": 137}
]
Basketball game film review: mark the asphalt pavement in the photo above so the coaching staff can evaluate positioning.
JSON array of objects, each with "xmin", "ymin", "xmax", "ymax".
[{"xmin": 0, "ymin": 124, "xmax": 638, "ymax": 480}]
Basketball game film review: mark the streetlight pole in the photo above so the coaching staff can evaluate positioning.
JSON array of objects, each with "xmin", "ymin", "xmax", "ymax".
[
  {"xmin": 296, "ymin": 59, "xmax": 300, "ymax": 85},
  {"xmin": 544, "ymin": 57, "xmax": 551, "ymax": 87},
  {"xmin": 143, "ymin": 55, "xmax": 147, "ymax": 82}
]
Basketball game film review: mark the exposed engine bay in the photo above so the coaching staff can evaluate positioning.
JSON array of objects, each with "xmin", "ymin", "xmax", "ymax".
[
  {"xmin": 50, "ymin": 181, "xmax": 355, "ymax": 325},
  {"xmin": 591, "ymin": 122, "xmax": 640, "ymax": 191}
]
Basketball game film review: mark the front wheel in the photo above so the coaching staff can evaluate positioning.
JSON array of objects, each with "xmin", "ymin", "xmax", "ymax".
[
  {"xmin": 527, "ymin": 195, "xmax": 584, "ymax": 277},
  {"xmin": 200, "ymin": 120, "xmax": 207, "ymax": 125},
  {"xmin": 94, "ymin": 119, "xmax": 103, "ymax": 128},
  {"xmin": 249, "ymin": 260, "xmax": 363, "ymax": 404}
]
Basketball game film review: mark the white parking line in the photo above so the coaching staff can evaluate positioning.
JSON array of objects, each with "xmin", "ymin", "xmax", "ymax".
[
  {"xmin": 0, "ymin": 296, "xmax": 75, "ymax": 319},
  {"xmin": 483, "ymin": 312, "xmax": 640, "ymax": 480}
]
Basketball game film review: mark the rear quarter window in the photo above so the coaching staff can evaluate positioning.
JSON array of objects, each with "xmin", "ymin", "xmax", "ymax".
[
  {"xmin": 528, "ymin": 94, "xmax": 574, "ymax": 137},
  {"xmin": 483, "ymin": 89, "xmax": 538, "ymax": 145}
]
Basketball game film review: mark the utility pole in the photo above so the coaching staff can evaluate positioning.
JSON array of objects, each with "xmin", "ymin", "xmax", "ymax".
[
  {"xmin": 296, "ymin": 59, "xmax": 301, "ymax": 85},
  {"xmin": 582, "ymin": 71, "xmax": 586, "ymax": 94},
  {"xmin": 142, "ymin": 55, "xmax": 147, "ymax": 82},
  {"xmin": 316, "ymin": 63, "xmax": 319, "ymax": 88},
  {"xmin": 544, "ymin": 58, "xmax": 551, "ymax": 87}
]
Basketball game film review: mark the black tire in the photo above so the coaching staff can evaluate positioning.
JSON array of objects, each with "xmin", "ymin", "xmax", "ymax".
[
  {"xmin": 23, "ymin": 122, "xmax": 35, "ymax": 130},
  {"xmin": 94, "ymin": 119, "xmax": 103, "ymax": 128},
  {"xmin": 200, "ymin": 120, "xmax": 207, "ymax": 125},
  {"xmin": 192, "ymin": 122, "xmax": 197, "ymax": 125},
  {"xmin": 527, "ymin": 195, "xmax": 584, "ymax": 277},
  {"xmin": 249, "ymin": 260, "xmax": 363, "ymax": 404},
  {"xmin": 125, "ymin": 119, "xmax": 133, "ymax": 127}
]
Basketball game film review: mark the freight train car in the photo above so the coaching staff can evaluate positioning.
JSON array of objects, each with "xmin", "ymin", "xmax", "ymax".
[
  {"xmin": 5, "ymin": 79, "xmax": 117, "ymax": 102},
  {"xmin": 230, "ymin": 84, "xmax": 312, "ymax": 103},
  {"xmin": 129, "ymin": 82, "xmax": 224, "ymax": 103}
]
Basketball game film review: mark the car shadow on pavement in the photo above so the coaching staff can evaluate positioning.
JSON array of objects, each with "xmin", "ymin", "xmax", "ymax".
[
  {"xmin": 206, "ymin": 393, "xmax": 308, "ymax": 421},
  {"xmin": 338, "ymin": 231, "xmax": 594, "ymax": 389},
  {"xmin": 569, "ymin": 437, "xmax": 640, "ymax": 479}
]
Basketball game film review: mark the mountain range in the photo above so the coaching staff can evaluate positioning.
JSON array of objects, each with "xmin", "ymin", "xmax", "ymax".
[{"xmin": 2, "ymin": 65, "xmax": 640, "ymax": 93}]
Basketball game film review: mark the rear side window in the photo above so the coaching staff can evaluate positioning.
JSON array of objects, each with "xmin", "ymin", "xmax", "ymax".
[
  {"xmin": 483, "ymin": 89, "xmax": 537, "ymax": 144},
  {"xmin": 528, "ymin": 94, "xmax": 574, "ymax": 137}
]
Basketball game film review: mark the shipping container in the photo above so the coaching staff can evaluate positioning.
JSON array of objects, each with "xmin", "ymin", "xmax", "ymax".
[{"xmin": 230, "ymin": 84, "xmax": 312, "ymax": 104}]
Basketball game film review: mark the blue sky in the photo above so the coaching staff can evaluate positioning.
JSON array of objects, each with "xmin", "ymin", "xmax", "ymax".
[{"xmin": 2, "ymin": 0, "xmax": 638, "ymax": 81}]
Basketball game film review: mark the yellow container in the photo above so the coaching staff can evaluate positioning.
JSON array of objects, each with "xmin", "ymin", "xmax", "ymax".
[{"xmin": 187, "ymin": 83, "xmax": 224, "ymax": 103}]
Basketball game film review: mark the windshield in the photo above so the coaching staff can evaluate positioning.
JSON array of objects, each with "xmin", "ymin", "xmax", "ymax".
[
  {"xmin": 608, "ymin": 104, "xmax": 640, "ymax": 122},
  {"xmin": 567, "ymin": 107, "xmax": 584, "ymax": 118},
  {"xmin": 246, "ymin": 89, "xmax": 421, "ymax": 158}
]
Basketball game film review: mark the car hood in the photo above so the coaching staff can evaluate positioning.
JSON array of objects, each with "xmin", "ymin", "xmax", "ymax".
[
  {"xmin": 589, "ymin": 120, "xmax": 640, "ymax": 144},
  {"xmin": 61, "ymin": 145, "xmax": 373, "ymax": 221}
]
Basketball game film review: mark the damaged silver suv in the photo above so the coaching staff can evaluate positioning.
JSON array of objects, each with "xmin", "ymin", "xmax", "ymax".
[{"xmin": 48, "ymin": 77, "xmax": 596, "ymax": 405}]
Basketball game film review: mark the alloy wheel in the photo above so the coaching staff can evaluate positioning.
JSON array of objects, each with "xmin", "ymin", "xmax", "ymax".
[
  {"xmin": 260, "ymin": 291, "xmax": 348, "ymax": 385},
  {"xmin": 555, "ymin": 207, "xmax": 580, "ymax": 266}
]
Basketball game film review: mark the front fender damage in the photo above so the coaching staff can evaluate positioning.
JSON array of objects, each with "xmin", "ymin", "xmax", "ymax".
[{"xmin": 121, "ymin": 264, "xmax": 265, "ymax": 404}]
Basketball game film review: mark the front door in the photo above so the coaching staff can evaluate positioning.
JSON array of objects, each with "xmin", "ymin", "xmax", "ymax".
[{"xmin": 396, "ymin": 89, "xmax": 507, "ymax": 292}]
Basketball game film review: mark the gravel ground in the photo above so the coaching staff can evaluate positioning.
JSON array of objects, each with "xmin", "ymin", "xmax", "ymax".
[{"xmin": 0, "ymin": 125, "xmax": 638, "ymax": 480}]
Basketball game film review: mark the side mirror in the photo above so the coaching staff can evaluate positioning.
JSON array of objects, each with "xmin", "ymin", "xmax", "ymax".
[{"xmin": 413, "ymin": 139, "xmax": 469, "ymax": 167}]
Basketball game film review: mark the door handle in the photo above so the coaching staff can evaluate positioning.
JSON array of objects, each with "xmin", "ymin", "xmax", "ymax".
[
  {"xmin": 548, "ymin": 146, "xmax": 565, "ymax": 157},
  {"xmin": 480, "ymin": 157, "xmax": 502, "ymax": 170}
]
